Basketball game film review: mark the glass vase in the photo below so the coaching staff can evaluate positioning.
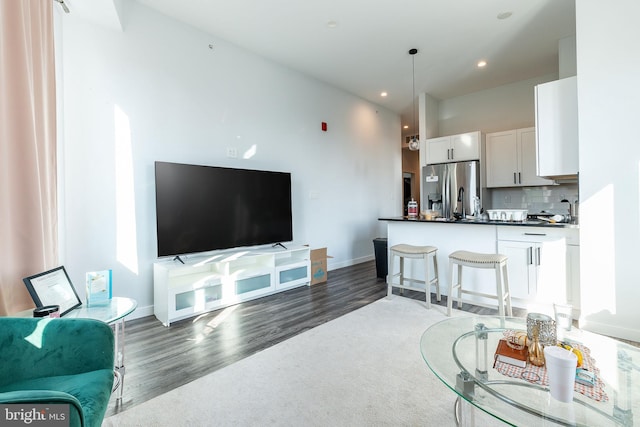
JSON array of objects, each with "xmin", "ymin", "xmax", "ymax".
[{"xmin": 528, "ymin": 326, "xmax": 546, "ymax": 367}]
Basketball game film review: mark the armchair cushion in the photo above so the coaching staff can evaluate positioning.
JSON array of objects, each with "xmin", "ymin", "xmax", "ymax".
[{"xmin": 0, "ymin": 317, "xmax": 115, "ymax": 427}]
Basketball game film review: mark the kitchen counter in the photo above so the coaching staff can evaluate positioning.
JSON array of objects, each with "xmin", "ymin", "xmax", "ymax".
[
  {"xmin": 380, "ymin": 218, "xmax": 579, "ymax": 314},
  {"xmin": 378, "ymin": 216, "xmax": 579, "ymax": 229}
]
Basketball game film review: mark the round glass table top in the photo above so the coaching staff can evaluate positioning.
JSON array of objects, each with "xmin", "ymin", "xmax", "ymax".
[
  {"xmin": 420, "ymin": 315, "xmax": 640, "ymax": 426},
  {"xmin": 63, "ymin": 297, "xmax": 137, "ymax": 324}
]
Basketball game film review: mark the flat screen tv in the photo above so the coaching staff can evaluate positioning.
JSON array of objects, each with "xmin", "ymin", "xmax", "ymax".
[{"xmin": 154, "ymin": 161, "xmax": 293, "ymax": 257}]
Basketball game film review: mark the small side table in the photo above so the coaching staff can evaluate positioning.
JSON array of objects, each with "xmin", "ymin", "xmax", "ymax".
[
  {"xmin": 15, "ymin": 297, "xmax": 137, "ymax": 402},
  {"xmin": 65, "ymin": 297, "xmax": 137, "ymax": 402}
]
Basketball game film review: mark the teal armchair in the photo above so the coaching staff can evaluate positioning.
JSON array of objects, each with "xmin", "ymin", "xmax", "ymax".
[{"xmin": 0, "ymin": 317, "xmax": 115, "ymax": 427}]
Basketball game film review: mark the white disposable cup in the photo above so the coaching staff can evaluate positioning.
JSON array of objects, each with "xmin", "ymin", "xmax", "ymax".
[{"xmin": 544, "ymin": 346, "xmax": 577, "ymax": 402}]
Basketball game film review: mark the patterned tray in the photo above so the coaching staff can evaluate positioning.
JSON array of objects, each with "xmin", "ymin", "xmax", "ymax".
[{"xmin": 494, "ymin": 330, "xmax": 608, "ymax": 402}]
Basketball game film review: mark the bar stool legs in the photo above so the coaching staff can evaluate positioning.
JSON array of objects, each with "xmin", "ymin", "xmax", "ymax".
[
  {"xmin": 447, "ymin": 250, "xmax": 512, "ymax": 317},
  {"xmin": 387, "ymin": 244, "xmax": 440, "ymax": 308}
]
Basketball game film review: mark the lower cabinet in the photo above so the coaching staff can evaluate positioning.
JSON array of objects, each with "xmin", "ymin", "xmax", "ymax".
[
  {"xmin": 497, "ymin": 227, "xmax": 571, "ymax": 310},
  {"xmin": 169, "ymin": 274, "xmax": 223, "ymax": 321},
  {"xmin": 154, "ymin": 246, "xmax": 310, "ymax": 326},
  {"xmin": 496, "ymin": 240, "xmax": 537, "ymax": 300},
  {"xmin": 276, "ymin": 262, "xmax": 310, "ymax": 290}
]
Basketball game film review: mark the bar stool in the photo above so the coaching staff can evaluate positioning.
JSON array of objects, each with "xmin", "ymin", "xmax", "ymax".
[
  {"xmin": 387, "ymin": 244, "xmax": 440, "ymax": 308},
  {"xmin": 447, "ymin": 250, "xmax": 512, "ymax": 317}
]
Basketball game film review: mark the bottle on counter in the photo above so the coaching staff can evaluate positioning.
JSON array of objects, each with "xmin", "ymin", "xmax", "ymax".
[
  {"xmin": 407, "ymin": 198, "xmax": 418, "ymax": 218},
  {"xmin": 473, "ymin": 196, "xmax": 481, "ymax": 217}
]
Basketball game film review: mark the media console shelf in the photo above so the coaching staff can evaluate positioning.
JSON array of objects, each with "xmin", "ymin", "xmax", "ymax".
[{"xmin": 153, "ymin": 246, "xmax": 311, "ymax": 326}]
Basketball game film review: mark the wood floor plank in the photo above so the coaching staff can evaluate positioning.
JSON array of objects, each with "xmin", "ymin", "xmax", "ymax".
[
  {"xmin": 107, "ymin": 261, "xmax": 388, "ymax": 416},
  {"xmin": 105, "ymin": 259, "xmax": 526, "ymax": 416}
]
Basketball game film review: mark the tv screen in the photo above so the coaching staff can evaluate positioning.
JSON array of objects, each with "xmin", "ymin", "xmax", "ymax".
[{"xmin": 154, "ymin": 161, "xmax": 293, "ymax": 257}]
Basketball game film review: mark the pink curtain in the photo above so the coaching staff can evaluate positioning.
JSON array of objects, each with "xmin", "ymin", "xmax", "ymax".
[{"xmin": 0, "ymin": 0, "xmax": 58, "ymax": 315}]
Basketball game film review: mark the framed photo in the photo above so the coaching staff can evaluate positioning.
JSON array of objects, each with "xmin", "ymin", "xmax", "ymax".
[
  {"xmin": 23, "ymin": 266, "xmax": 82, "ymax": 316},
  {"xmin": 85, "ymin": 269, "xmax": 112, "ymax": 306}
]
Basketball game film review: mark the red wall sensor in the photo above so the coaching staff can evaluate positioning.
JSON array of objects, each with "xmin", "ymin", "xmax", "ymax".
[{"xmin": 321, "ymin": 122, "xmax": 327, "ymax": 132}]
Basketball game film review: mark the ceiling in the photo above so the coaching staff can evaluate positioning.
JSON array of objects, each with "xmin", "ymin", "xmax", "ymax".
[{"xmin": 132, "ymin": 0, "xmax": 576, "ymax": 132}]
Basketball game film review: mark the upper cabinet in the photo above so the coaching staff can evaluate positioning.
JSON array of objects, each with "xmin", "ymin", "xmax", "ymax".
[
  {"xmin": 535, "ymin": 76, "xmax": 579, "ymax": 178},
  {"xmin": 486, "ymin": 127, "xmax": 554, "ymax": 188},
  {"xmin": 424, "ymin": 131, "xmax": 481, "ymax": 165}
]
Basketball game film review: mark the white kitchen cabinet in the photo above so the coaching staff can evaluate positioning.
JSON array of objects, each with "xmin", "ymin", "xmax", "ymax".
[
  {"xmin": 496, "ymin": 240, "xmax": 537, "ymax": 299},
  {"xmin": 425, "ymin": 131, "xmax": 481, "ymax": 165},
  {"xmin": 519, "ymin": 128, "xmax": 554, "ymax": 186},
  {"xmin": 497, "ymin": 227, "xmax": 569, "ymax": 310},
  {"xmin": 486, "ymin": 127, "xmax": 554, "ymax": 187},
  {"xmin": 425, "ymin": 136, "xmax": 451, "ymax": 164},
  {"xmin": 535, "ymin": 76, "xmax": 578, "ymax": 178}
]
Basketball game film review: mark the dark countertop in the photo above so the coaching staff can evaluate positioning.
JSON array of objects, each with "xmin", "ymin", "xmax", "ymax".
[{"xmin": 378, "ymin": 216, "xmax": 579, "ymax": 229}]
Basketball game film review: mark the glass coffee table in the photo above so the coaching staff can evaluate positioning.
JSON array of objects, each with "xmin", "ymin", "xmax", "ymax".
[{"xmin": 420, "ymin": 316, "xmax": 640, "ymax": 426}]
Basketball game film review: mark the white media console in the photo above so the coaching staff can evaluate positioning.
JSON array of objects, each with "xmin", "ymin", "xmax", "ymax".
[{"xmin": 153, "ymin": 246, "xmax": 311, "ymax": 326}]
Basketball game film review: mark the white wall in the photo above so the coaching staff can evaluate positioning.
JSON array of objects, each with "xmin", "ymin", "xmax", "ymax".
[
  {"xmin": 559, "ymin": 36, "xmax": 577, "ymax": 78},
  {"xmin": 418, "ymin": 93, "xmax": 439, "ymax": 140},
  {"xmin": 576, "ymin": 0, "xmax": 640, "ymax": 341},
  {"xmin": 438, "ymin": 74, "xmax": 556, "ymax": 136},
  {"xmin": 59, "ymin": 1, "xmax": 401, "ymax": 318}
]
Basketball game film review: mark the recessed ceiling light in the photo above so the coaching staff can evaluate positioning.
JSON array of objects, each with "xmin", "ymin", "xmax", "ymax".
[
  {"xmin": 497, "ymin": 11, "xmax": 512, "ymax": 20},
  {"xmin": 403, "ymin": 125, "xmax": 409, "ymax": 129},
  {"xmin": 326, "ymin": 20, "xmax": 338, "ymax": 28},
  {"xmin": 380, "ymin": 92, "xmax": 388, "ymax": 97},
  {"xmin": 477, "ymin": 60, "xmax": 487, "ymax": 68}
]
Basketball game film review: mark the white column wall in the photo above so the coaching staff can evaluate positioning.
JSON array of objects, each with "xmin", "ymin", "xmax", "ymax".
[
  {"xmin": 59, "ymin": 2, "xmax": 401, "ymax": 317},
  {"xmin": 576, "ymin": 0, "xmax": 640, "ymax": 341}
]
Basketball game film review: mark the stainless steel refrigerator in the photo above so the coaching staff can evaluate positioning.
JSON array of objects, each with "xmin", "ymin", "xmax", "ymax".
[{"xmin": 421, "ymin": 160, "xmax": 480, "ymax": 219}]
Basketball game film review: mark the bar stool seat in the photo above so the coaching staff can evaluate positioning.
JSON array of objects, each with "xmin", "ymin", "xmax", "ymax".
[
  {"xmin": 447, "ymin": 250, "xmax": 512, "ymax": 317},
  {"xmin": 387, "ymin": 244, "xmax": 440, "ymax": 308}
]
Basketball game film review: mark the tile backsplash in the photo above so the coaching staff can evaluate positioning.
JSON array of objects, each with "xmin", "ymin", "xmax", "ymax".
[{"xmin": 487, "ymin": 184, "xmax": 578, "ymax": 215}]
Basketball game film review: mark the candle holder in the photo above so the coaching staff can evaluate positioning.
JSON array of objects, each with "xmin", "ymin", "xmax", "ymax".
[{"xmin": 526, "ymin": 313, "xmax": 556, "ymax": 347}]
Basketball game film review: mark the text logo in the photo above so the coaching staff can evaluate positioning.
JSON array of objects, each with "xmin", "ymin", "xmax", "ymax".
[{"xmin": 1, "ymin": 405, "xmax": 69, "ymax": 426}]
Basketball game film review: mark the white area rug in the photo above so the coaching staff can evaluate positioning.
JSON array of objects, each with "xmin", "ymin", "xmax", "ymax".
[{"xmin": 103, "ymin": 297, "xmax": 500, "ymax": 426}]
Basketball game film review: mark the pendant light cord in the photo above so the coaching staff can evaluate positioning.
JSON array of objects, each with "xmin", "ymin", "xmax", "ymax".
[
  {"xmin": 412, "ymin": 53, "xmax": 416, "ymax": 135},
  {"xmin": 408, "ymin": 48, "xmax": 418, "ymax": 149}
]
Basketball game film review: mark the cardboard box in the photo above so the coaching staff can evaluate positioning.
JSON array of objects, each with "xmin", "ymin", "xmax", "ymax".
[{"xmin": 310, "ymin": 247, "xmax": 330, "ymax": 285}]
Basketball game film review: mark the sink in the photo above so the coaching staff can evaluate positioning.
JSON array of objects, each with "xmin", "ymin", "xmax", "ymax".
[{"xmin": 455, "ymin": 218, "xmax": 489, "ymax": 223}]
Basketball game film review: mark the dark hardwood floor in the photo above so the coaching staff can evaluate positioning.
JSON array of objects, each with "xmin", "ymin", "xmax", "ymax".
[{"xmin": 106, "ymin": 260, "xmax": 523, "ymax": 417}]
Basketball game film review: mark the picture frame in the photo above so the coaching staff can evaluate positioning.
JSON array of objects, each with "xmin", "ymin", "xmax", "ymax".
[
  {"xmin": 23, "ymin": 266, "xmax": 82, "ymax": 316},
  {"xmin": 85, "ymin": 269, "xmax": 112, "ymax": 306}
]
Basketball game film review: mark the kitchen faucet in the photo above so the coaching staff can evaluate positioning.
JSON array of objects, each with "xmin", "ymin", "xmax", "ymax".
[{"xmin": 561, "ymin": 198, "xmax": 579, "ymax": 223}]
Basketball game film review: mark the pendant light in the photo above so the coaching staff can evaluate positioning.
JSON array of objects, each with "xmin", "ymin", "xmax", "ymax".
[{"xmin": 408, "ymin": 48, "xmax": 420, "ymax": 151}]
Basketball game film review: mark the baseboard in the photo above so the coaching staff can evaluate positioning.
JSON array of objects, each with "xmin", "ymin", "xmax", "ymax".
[
  {"xmin": 328, "ymin": 254, "xmax": 374, "ymax": 271},
  {"xmin": 579, "ymin": 317, "xmax": 640, "ymax": 343},
  {"xmin": 126, "ymin": 304, "xmax": 154, "ymax": 321}
]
